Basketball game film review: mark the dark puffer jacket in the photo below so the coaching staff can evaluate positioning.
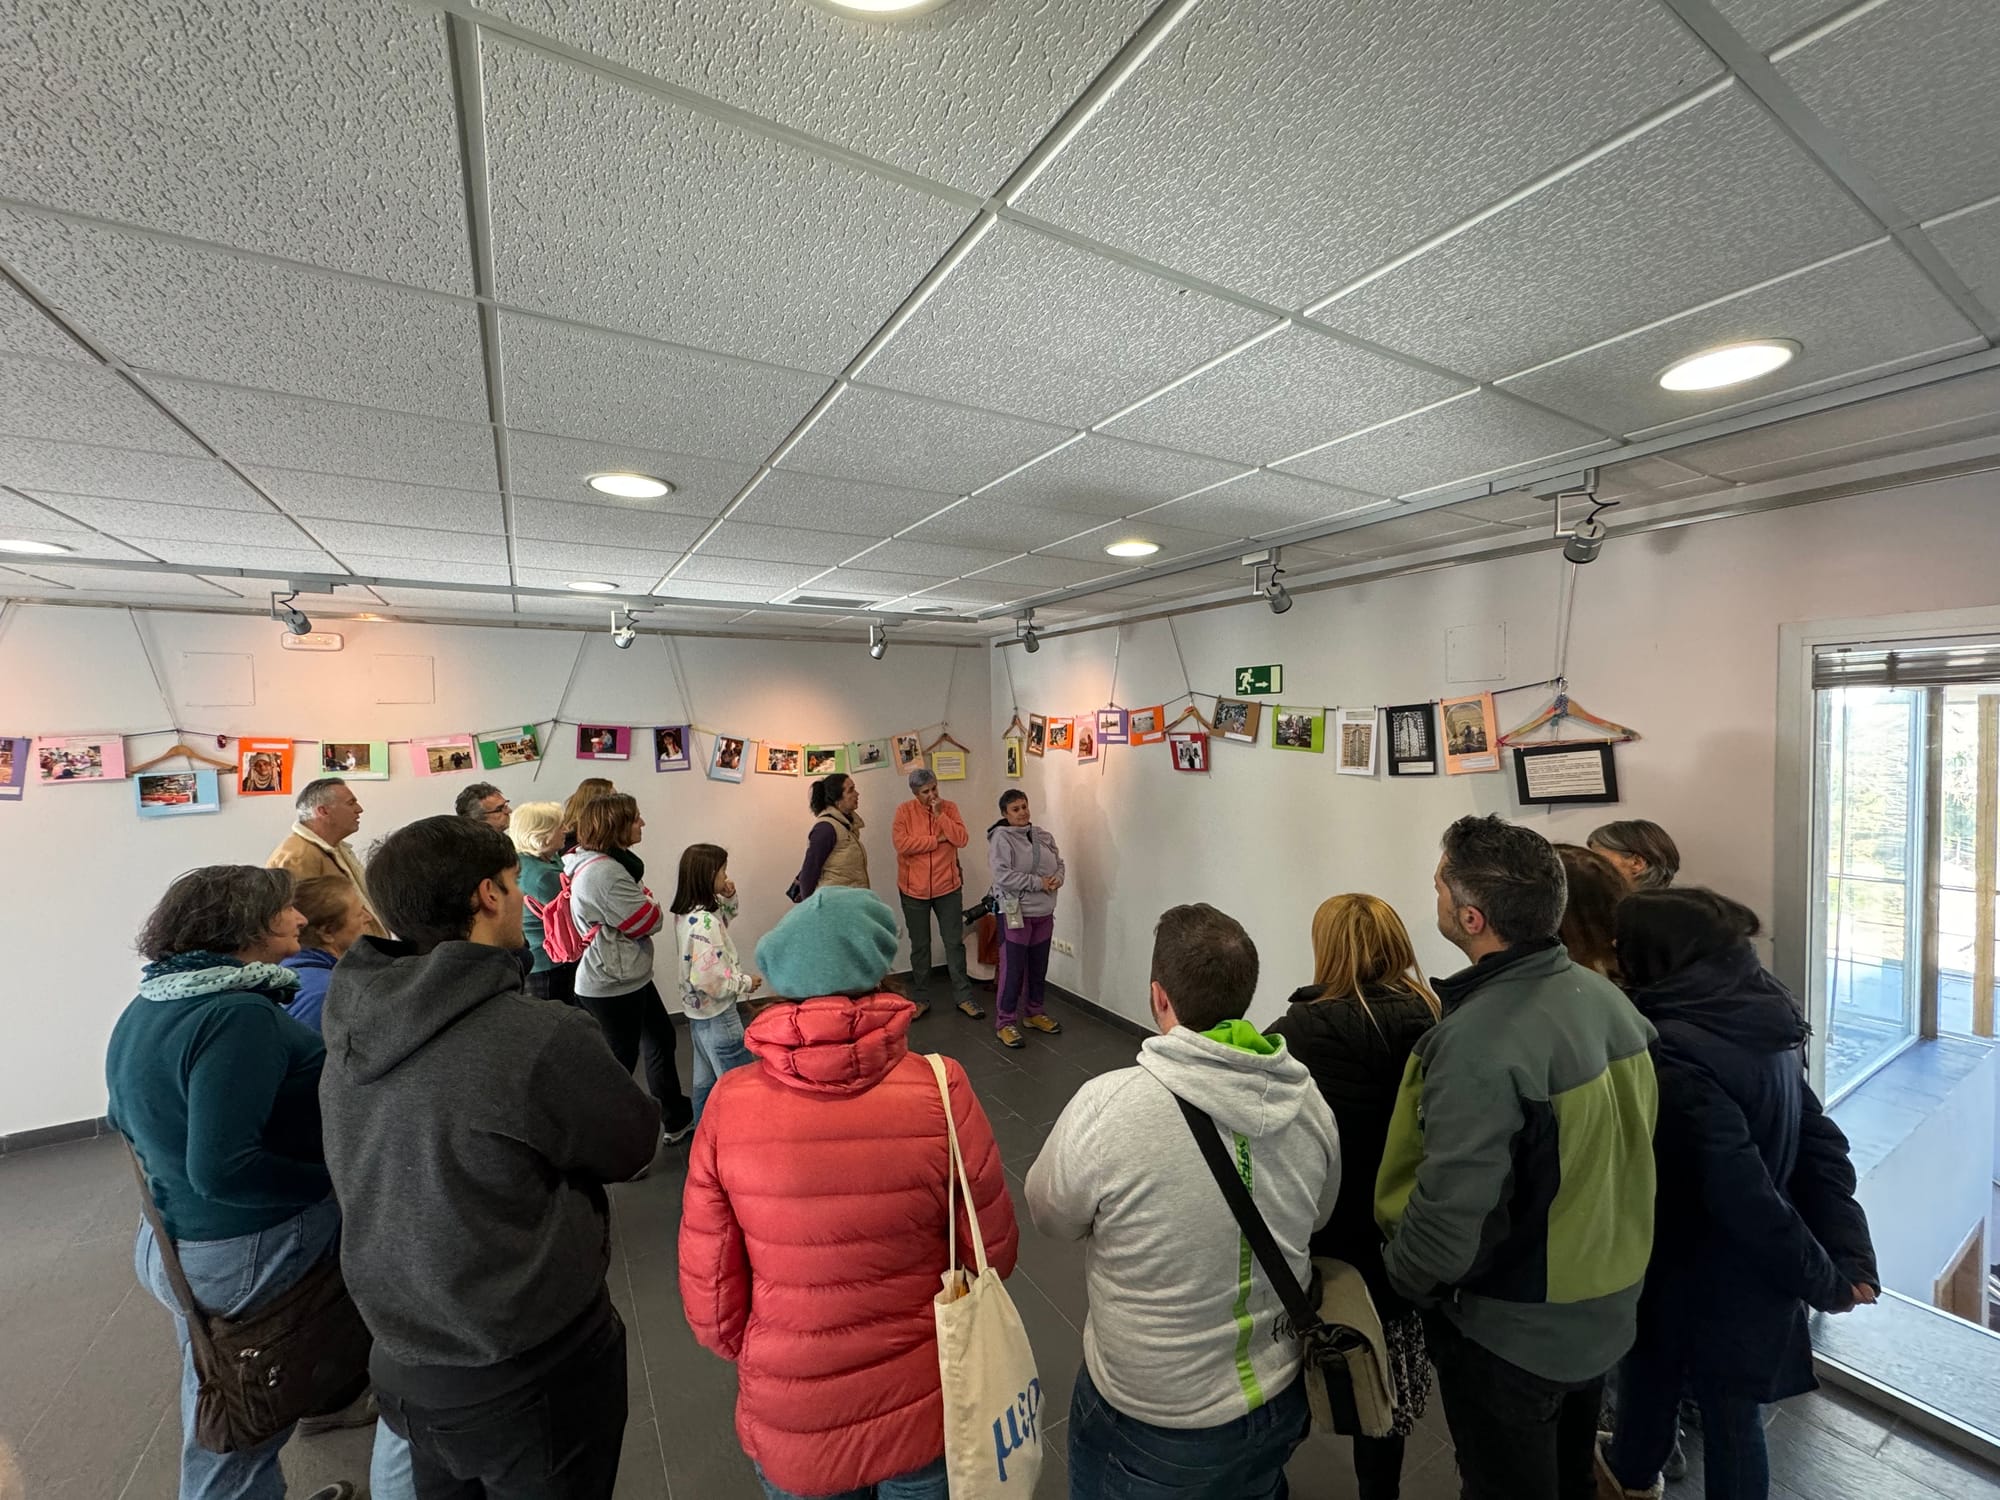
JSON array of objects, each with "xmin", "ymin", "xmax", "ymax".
[
  {"xmin": 1633, "ymin": 942, "xmax": 1878, "ymax": 1401},
  {"xmin": 1265, "ymin": 983, "xmax": 1435, "ymax": 1316}
]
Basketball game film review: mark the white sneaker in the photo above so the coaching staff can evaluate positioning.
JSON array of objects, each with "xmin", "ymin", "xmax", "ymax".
[{"xmin": 664, "ymin": 1122, "xmax": 695, "ymax": 1146}]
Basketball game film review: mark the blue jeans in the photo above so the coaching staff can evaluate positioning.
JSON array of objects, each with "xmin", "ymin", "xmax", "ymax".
[
  {"xmin": 689, "ymin": 1006, "xmax": 756, "ymax": 1127},
  {"xmin": 756, "ymin": 1456, "xmax": 947, "ymax": 1500},
  {"xmin": 135, "ymin": 1197, "xmax": 342, "ymax": 1500},
  {"xmin": 1607, "ymin": 1342, "xmax": 1769, "ymax": 1500},
  {"xmin": 1067, "ymin": 1362, "xmax": 1309, "ymax": 1499},
  {"xmin": 371, "ymin": 1418, "xmax": 416, "ymax": 1500}
]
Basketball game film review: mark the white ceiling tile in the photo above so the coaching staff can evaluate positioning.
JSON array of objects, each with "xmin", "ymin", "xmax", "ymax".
[
  {"xmin": 0, "ymin": 494, "xmax": 88, "ymax": 531},
  {"xmin": 369, "ymin": 587, "xmax": 516, "ymax": 614},
  {"xmin": 0, "ymin": 439, "xmax": 268, "ymax": 509},
  {"xmin": 1445, "ymin": 493, "xmax": 1556, "ymax": 526},
  {"xmin": 0, "ymin": 279, "xmax": 87, "ymax": 361},
  {"xmin": 0, "ymin": 354, "xmax": 202, "ymax": 453},
  {"xmin": 847, "ymin": 538, "xmax": 1018, "ymax": 577},
  {"xmin": 975, "ymin": 435, "xmax": 1251, "ymax": 519},
  {"xmin": 1499, "ymin": 243, "xmax": 1983, "ymax": 436},
  {"xmin": 509, "ymin": 539, "xmax": 680, "ymax": 578},
  {"xmin": 897, "ymin": 579, "xmax": 1035, "ymax": 608},
  {"xmin": 801, "ymin": 568, "xmax": 944, "ymax": 601},
  {"xmin": 1100, "ymin": 328, "xmax": 1467, "ymax": 466},
  {"xmin": 1711, "ymin": 0, "xmax": 1848, "ymax": 51},
  {"xmin": 0, "ymin": 527, "xmax": 155, "ymax": 562},
  {"xmin": 345, "ymin": 557, "xmax": 516, "ymax": 586},
  {"xmin": 502, "ymin": 428, "xmax": 753, "ymax": 515},
  {"xmin": 1139, "ymin": 472, "xmax": 1385, "ymax": 537},
  {"xmin": 1015, "ymin": 0, "xmax": 1720, "ymax": 306},
  {"xmin": 901, "ymin": 499, "xmax": 1098, "ymax": 552},
  {"xmin": 1330, "ymin": 507, "xmax": 1522, "ymax": 555},
  {"xmin": 471, "ymin": 0, "xmax": 1153, "ymax": 196},
  {"xmin": 1315, "ymin": 90, "xmax": 1880, "ymax": 379},
  {"xmin": 0, "ymin": 210, "xmax": 487, "ymax": 421},
  {"xmin": 1929, "ymin": 200, "xmax": 2000, "ymax": 315},
  {"xmin": 513, "ymin": 565, "xmax": 661, "ymax": 593},
  {"xmin": 1779, "ymin": 0, "xmax": 2000, "ymax": 222},
  {"xmin": 653, "ymin": 579, "xmax": 790, "ymax": 605},
  {"xmin": 302, "ymin": 520, "xmax": 511, "ymax": 566},
  {"xmin": 670, "ymin": 555, "xmax": 823, "ymax": 590},
  {"xmin": 247, "ymin": 469, "xmax": 506, "ymax": 532},
  {"xmin": 497, "ymin": 313, "xmax": 828, "ymax": 463},
  {"xmin": 1081, "ymin": 560, "xmax": 1258, "ymax": 600},
  {"xmin": 1277, "ymin": 392, "xmax": 1612, "ymax": 496},
  {"xmin": 777, "ymin": 386, "xmax": 1073, "ymax": 494},
  {"xmin": 480, "ymin": 38, "xmax": 969, "ymax": 370},
  {"xmin": 0, "ymin": 0, "xmax": 469, "ymax": 292},
  {"xmin": 27, "ymin": 494, "xmax": 305, "ymax": 547},
  {"xmin": 139, "ymin": 539, "xmax": 349, "ymax": 573},
  {"xmin": 964, "ymin": 554, "xmax": 1126, "ymax": 589},
  {"xmin": 511, "ymin": 497, "xmax": 706, "ymax": 554},
  {"xmin": 726, "ymin": 469, "xmax": 954, "ymax": 537},
  {"xmin": 1036, "ymin": 518, "xmax": 1239, "ymax": 566},
  {"xmin": 858, "ymin": 225, "xmax": 1274, "ymax": 426},
  {"xmin": 139, "ymin": 379, "xmax": 496, "ymax": 489},
  {"xmin": 0, "ymin": 564, "xmax": 231, "ymax": 598},
  {"xmin": 701, "ymin": 520, "xmax": 876, "ymax": 568}
]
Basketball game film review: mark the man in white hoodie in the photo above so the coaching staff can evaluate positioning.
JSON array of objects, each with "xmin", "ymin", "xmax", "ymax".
[{"xmin": 1026, "ymin": 903, "xmax": 1339, "ymax": 1499}]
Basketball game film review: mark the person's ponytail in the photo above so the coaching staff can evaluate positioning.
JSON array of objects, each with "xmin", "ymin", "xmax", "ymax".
[{"xmin": 809, "ymin": 773, "xmax": 848, "ymax": 816}]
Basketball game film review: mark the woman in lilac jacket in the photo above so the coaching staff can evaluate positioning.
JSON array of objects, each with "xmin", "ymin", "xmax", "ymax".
[{"xmin": 986, "ymin": 790, "xmax": 1065, "ymax": 1049}]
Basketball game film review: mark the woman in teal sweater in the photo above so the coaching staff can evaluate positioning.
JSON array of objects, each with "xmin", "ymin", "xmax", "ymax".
[
  {"xmin": 106, "ymin": 865, "xmax": 356, "ymax": 1500},
  {"xmin": 510, "ymin": 801, "xmax": 574, "ymax": 1003}
]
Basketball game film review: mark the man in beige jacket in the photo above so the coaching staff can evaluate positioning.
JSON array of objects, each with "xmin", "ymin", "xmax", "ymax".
[{"xmin": 267, "ymin": 777, "xmax": 386, "ymax": 937}]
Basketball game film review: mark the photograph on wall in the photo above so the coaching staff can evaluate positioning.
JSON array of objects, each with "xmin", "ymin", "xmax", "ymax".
[
  {"xmin": 576, "ymin": 724, "xmax": 630, "ymax": 761},
  {"xmin": 893, "ymin": 732, "xmax": 926, "ymax": 775},
  {"xmin": 1129, "ymin": 704, "xmax": 1166, "ymax": 745},
  {"xmin": 319, "ymin": 740, "xmax": 389, "ymax": 780},
  {"xmin": 1385, "ymin": 703, "xmax": 1439, "ymax": 777},
  {"xmin": 850, "ymin": 737, "xmax": 892, "ymax": 773},
  {"xmin": 1096, "ymin": 708, "xmax": 1129, "ymax": 745},
  {"xmin": 804, "ymin": 744, "xmax": 848, "ymax": 777},
  {"xmin": 35, "ymin": 734, "xmax": 127, "ymax": 786},
  {"xmin": 708, "ymin": 733, "xmax": 748, "ymax": 784},
  {"xmin": 1026, "ymin": 715, "xmax": 1046, "ymax": 757},
  {"xmin": 1213, "ymin": 697, "xmax": 1262, "ymax": 744},
  {"xmin": 135, "ymin": 770, "xmax": 221, "ymax": 819},
  {"xmin": 1169, "ymin": 731, "xmax": 1209, "ymax": 774},
  {"xmin": 1004, "ymin": 736, "xmax": 1024, "ymax": 780},
  {"xmin": 932, "ymin": 748, "xmax": 967, "ymax": 781},
  {"xmin": 1440, "ymin": 691, "xmax": 1501, "ymax": 775},
  {"xmin": 760, "ymin": 742, "xmax": 802, "ymax": 776},
  {"xmin": 411, "ymin": 735, "xmax": 478, "ymax": 777},
  {"xmin": 1047, "ymin": 717, "xmax": 1074, "ymax": 753},
  {"xmin": 1336, "ymin": 707, "xmax": 1378, "ymax": 777},
  {"xmin": 653, "ymin": 725, "xmax": 691, "ymax": 772},
  {"xmin": 1271, "ymin": 707, "xmax": 1326, "ymax": 753},
  {"xmin": 0, "ymin": 736, "xmax": 26, "ymax": 800},
  {"xmin": 1513, "ymin": 743, "xmax": 1620, "ymax": 806},
  {"xmin": 1076, "ymin": 722, "xmax": 1097, "ymax": 764},
  {"xmin": 478, "ymin": 725, "xmax": 540, "ymax": 770},
  {"xmin": 236, "ymin": 738, "xmax": 295, "ymax": 796}
]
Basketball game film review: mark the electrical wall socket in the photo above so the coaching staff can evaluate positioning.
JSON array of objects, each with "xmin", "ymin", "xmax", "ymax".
[{"xmin": 1053, "ymin": 939, "xmax": 1075, "ymax": 958}]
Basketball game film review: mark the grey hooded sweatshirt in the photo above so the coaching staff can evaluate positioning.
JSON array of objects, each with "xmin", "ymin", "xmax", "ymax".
[
  {"xmin": 319, "ymin": 937, "xmax": 659, "ymax": 1399},
  {"xmin": 1026, "ymin": 1023, "xmax": 1340, "ymax": 1428},
  {"xmin": 988, "ymin": 821, "xmax": 1065, "ymax": 921}
]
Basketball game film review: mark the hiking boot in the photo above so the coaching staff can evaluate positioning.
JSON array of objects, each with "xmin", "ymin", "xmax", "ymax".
[
  {"xmin": 957, "ymin": 998, "xmax": 986, "ymax": 1019},
  {"xmin": 910, "ymin": 1001, "xmax": 932, "ymax": 1021},
  {"xmin": 1023, "ymin": 1015, "xmax": 1062, "ymax": 1035},
  {"xmin": 296, "ymin": 1392, "xmax": 375, "ymax": 1436},
  {"xmin": 997, "ymin": 1024, "xmax": 1025, "ymax": 1049}
]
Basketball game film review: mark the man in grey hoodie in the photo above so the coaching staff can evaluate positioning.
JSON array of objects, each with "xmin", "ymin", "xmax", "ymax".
[
  {"xmin": 319, "ymin": 816, "xmax": 660, "ymax": 1500},
  {"xmin": 1026, "ymin": 904, "xmax": 1339, "ymax": 1499}
]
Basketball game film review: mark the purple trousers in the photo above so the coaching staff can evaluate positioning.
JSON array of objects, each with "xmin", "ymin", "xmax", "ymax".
[{"xmin": 996, "ymin": 913, "xmax": 1054, "ymax": 1028}]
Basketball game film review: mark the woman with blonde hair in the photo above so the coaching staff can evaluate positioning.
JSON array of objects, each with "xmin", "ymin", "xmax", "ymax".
[
  {"xmin": 510, "ymin": 801, "xmax": 574, "ymax": 1003},
  {"xmin": 1265, "ymin": 894, "xmax": 1439, "ymax": 1500}
]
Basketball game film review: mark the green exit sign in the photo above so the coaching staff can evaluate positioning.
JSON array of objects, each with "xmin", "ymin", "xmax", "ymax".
[{"xmin": 1233, "ymin": 664, "xmax": 1282, "ymax": 695}]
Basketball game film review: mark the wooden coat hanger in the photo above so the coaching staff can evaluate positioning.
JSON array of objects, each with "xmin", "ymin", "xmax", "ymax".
[
  {"xmin": 1001, "ymin": 714, "xmax": 1027, "ymax": 740},
  {"xmin": 129, "ymin": 737, "xmax": 237, "ymax": 774},
  {"xmin": 1498, "ymin": 690, "xmax": 1639, "ymax": 747},
  {"xmin": 926, "ymin": 729, "xmax": 970, "ymax": 754},
  {"xmin": 1165, "ymin": 704, "xmax": 1213, "ymax": 733}
]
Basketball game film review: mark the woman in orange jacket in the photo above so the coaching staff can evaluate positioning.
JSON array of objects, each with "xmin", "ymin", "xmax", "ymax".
[{"xmin": 890, "ymin": 768, "xmax": 985, "ymax": 1021}]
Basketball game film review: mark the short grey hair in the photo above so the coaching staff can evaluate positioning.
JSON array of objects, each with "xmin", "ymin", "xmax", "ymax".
[
  {"xmin": 1439, "ymin": 814, "xmax": 1567, "ymax": 945},
  {"xmin": 296, "ymin": 777, "xmax": 349, "ymax": 818},
  {"xmin": 908, "ymin": 767, "xmax": 938, "ymax": 792}
]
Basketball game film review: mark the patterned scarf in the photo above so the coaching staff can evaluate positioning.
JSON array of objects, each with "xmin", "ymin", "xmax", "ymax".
[{"xmin": 138, "ymin": 950, "xmax": 300, "ymax": 1004}]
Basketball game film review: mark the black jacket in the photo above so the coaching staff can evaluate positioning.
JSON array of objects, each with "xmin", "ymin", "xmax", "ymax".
[
  {"xmin": 1633, "ymin": 943, "xmax": 1878, "ymax": 1401},
  {"xmin": 1266, "ymin": 982, "xmax": 1436, "ymax": 1316}
]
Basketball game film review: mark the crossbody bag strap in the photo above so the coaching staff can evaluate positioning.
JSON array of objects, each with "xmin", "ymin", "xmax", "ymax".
[
  {"xmin": 125, "ymin": 1141, "xmax": 221, "ymax": 1365},
  {"xmin": 926, "ymin": 1053, "xmax": 989, "ymax": 1277},
  {"xmin": 1170, "ymin": 1093, "xmax": 1320, "ymax": 1337}
]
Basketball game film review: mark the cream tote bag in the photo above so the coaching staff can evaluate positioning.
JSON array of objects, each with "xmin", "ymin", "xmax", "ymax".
[{"xmin": 927, "ymin": 1054, "xmax": 1044, "ymax": 1498}]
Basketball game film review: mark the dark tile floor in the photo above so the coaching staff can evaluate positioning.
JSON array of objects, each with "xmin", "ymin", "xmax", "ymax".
[{"xmin": 6, "ymin": 995, "xmax": 2000, "ymax": 1498}]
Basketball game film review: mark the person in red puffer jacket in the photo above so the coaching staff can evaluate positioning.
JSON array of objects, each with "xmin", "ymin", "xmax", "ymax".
[{"xmin": 680, "ymin": 887, "xmax": 1019, "ymax": 1500}]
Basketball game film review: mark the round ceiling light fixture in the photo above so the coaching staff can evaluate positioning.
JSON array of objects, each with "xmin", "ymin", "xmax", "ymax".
[
  {"xmin": 817, "ymin": 0, "xmax": 953, "ymax": 13},
  {"xmin": 913, "ymin": 605, "xmax": 957, "ymax": 615},
  {"xmin": 0, "ymin": 538, "xmax": 74, "ymax": 555},
  {"xmin": 1103, "ymin": 538, "xmax": 1161, "ymax": 559},
  {"xmin": 587, "ymin": 472, "xmax": 673, "ymax": 500},
  {"xmin": 1657, "ymin": 339, "xmax": 1800, "ymax": 392},
  {"xmin": 566, "ymin": 580, "xmax": 620, "ymax": 593}
]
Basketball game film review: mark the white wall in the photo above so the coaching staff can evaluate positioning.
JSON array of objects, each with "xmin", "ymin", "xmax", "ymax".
[
  {"xmin": 992, "ymin": 476, "xmax": 2000, "ymax": 1030},
  {"xmin": 0, "ymin": 607, "xmax": 992, "ymax": 1135}
]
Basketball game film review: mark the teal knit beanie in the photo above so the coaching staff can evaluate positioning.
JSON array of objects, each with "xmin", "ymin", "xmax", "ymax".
[{"xmin": 757, "ymin": 887, "xmax": 900, "ymax": 999}]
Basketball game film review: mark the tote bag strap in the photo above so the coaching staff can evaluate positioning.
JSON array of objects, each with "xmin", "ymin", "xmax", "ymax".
[
  {"xmin": 926, "ymin": 1053, "xmax": 989, "ymax": 1278},
  {"xmin": 125, "ymin": 1140, "xmax": 220, "ymax": 1368}
]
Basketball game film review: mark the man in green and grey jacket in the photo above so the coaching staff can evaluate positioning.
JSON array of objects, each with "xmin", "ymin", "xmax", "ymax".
[{"xmin": 1377, "ymin": 815, "xmax": 1658, "ymax": 1500}]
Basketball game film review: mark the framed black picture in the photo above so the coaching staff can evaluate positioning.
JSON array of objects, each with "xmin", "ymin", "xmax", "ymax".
[
  {"xmin": 1512, "ymin": 743, "xmax": 1620, "ymax": 806},
  {"xmin": 1385, "ymin": 703, "xmax": 1438, "ymax": 777}
]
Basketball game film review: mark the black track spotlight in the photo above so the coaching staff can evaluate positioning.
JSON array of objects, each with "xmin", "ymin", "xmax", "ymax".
[
  {"xmin": 270, "ymin": 591, "xmax": 311, "ymax": 635},
  {"xmin": 869, "ymin": 622, "xmax": 887, "ymax": 661},
  {"xmin": 1265, "ymin": 572, "xmax": 1293, "ymax": 616},
  {"xmin": 1016, "ymin": 612, "xmax": 1040, "ymax": 653}
]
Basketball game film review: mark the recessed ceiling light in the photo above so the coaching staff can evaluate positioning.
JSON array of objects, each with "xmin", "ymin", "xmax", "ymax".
[
  {"xmin": 913, "ymin": 605, "xmax": 957, "ymax": 615},
  {"xmin": 1104, "ymin": 539, "xmax": 1161, "ymax": 558},
  {"xmin": 1657, "ymin": 339, "xmax": 1800, "ymax": 392},
  {"xmin": 0, "ymin": 538, "xmax": 74, "ymax": 555},
  {"xmin": 566, "ymin": 580, "xmax": 620, "ymax": 593},
  {"xmin": 587, "ymin": 472, "xmax": 673, "ymax": 500},
  {"xmin": 818, "ymin": 0, "xmax": 952, "ymax": 13}
]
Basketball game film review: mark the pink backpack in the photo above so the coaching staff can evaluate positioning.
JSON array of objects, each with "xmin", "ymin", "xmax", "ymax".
[{"xmin": 526, "ymin": 856, "xmax": 606, "ymax": 966}]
